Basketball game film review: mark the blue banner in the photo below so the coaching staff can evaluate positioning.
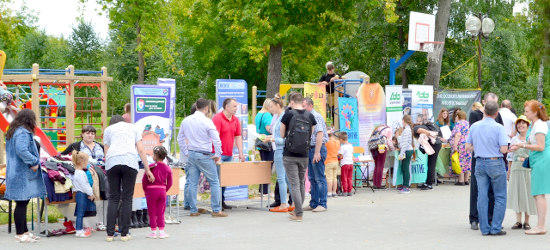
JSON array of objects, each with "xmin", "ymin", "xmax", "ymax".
[
  {"xmin": 215, "ymin": 79, "xmax": 249, "ymax": 201},
  {"xmin": 157, "ymin": 78, "xmax": 177, "ymax": 152}
]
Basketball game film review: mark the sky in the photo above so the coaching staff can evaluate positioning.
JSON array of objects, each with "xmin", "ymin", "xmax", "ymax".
[
  {"xmin": 8, "ymin": 0, "xmax": 529, "ymax": 42},
  {"xmin": 10, "ymin": 0, "xmax": 110, "ymax": 40}
]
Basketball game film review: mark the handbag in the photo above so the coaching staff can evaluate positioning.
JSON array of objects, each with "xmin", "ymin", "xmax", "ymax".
[
  {"xmin": 451, "ymin": 151, "xmax": 462, "ymax": 174},
  {"xmin": 254, "ymin": 113, "xmax": 273, "ymax": 151},
  {"xmin": 522, "ymin": 157, "xmax": 530, "ymax": 168},
  {"xmin": 368, "ymin": 126, "xmax": 389, "ymax": 150}
]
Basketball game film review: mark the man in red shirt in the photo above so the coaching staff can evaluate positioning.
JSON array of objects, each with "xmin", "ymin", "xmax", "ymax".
[{"xmin": 212, "ymin": 98, "xmax": 245, "ymax": 210}]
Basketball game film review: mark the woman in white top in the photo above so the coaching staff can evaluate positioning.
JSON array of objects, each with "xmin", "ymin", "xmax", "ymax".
[
  {"xmin": 103, "ymin": 115, "xmax": 153, "ymax": 241},
  {"xmin": 396, "ymin": 115, "xmax": 415, "ymax": 194}
]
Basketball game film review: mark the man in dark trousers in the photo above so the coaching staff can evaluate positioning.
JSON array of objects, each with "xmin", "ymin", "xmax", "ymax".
[{"xmin": 468, "ymin": 93, "xmax": 504, "ymax": 230}]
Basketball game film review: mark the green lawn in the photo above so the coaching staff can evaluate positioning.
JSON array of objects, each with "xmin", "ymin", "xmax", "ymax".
[{"xmin": 0, "ymin": 201, "xmax": 64, "ymax": 225}]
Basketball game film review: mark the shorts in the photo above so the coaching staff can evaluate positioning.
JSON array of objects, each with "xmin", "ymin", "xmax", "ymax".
[{"xmin": 325, "ymin": 162, "xmax": 339, "ymax": 182}]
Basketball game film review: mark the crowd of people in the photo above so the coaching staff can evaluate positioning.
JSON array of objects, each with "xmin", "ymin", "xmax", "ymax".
[{"xmin": 3, "ymin": 75, "xmax": 550, "ymax": 242}]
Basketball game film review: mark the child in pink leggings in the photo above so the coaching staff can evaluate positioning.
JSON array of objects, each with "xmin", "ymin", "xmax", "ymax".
[{"xmin": 143, "ymin": 146, "xmax": 173, "ymax": 239}]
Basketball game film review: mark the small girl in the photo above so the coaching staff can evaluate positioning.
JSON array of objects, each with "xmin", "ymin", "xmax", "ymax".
[
  {"xmin": 397, "ymin": 115, "xmax": 416, "ymax": 194},
  {"xmin": 338, "ymin": 132, "xmax": 354, "ymax": 196},
  {"xmin": 143, "ymin": 146, "xmax": 173, "ymax": 239},
  {"xmin": 72, "ymin": 150, "xmax": 96, "ymax": 238}
]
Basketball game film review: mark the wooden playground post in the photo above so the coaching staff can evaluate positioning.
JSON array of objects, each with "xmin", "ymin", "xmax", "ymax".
[
  {"xmin": 100, "ymin": 67, "xmax": 108, "ymax": 135},
  {"xmin": 31, "ymin": 64, "xmax": 40, "ymax": 122},
  {"xmin": 251, "ymin": 86, "xmax": 257, "ymax": 124},
  {"xmin": 65, "ymin": 65, "xmax": 75, "ymax": 145}
]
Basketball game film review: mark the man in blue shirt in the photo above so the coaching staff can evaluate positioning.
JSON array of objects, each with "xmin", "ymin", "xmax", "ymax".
[{"xmin": 466, "ymin": 101, "xmax": 509, "ymax": 236}]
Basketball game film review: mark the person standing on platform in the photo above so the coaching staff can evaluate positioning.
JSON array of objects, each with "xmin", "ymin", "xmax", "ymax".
[
  {"xmin": 466, "ymin": 101, "xmax": 509, "ymax": 236},
  {"xmin": 178, "ymin": 98, "xmax": 227, "ymax": 218},
  {"xmin": 281, "ymin": 93, "xmax": 317, "ymax": 222},
  {"xmin": 468, "ymin": 93, "xmax": 504, "ymax": 230},
  {"xmin": 212, "ymin": 98, "xmax": 245, "ymax": 210},
  {"xmin": 319, "ymin": 61, "xmax": 339, "ymax": 120},
  {"xmin": 510, "ymin": 100, "xmax": 550, "ymax": 235},
  {"xmin": 303, "ymin": 97, "xmax": 328, "ymax": 212}
]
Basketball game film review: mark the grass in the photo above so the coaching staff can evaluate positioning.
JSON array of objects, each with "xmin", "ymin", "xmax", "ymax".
[{"xmin": 0, "ymin": 200, "xmax": 65, "ymax": 225}]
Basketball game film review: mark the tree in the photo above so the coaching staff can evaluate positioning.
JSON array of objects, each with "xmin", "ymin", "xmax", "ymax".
[
  {"xmin": 89, "ymin": 0, "xmax": 177, "ymax": 84},
  {"xmin": 68, "ymin": 20, "xmax": 103, "ymax": 70},
  {"xmin": 218, "ymin": 0, "xmax": 356, "ymax": 97},
  {"xmin": 423, "ymin": 0, "xmax": 452, "ymax": 91}
]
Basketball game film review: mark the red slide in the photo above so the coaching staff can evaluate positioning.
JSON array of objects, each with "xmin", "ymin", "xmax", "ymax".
[{"xmin": 0, "ymin": 109, "xmax": 58, "ymax": 156}]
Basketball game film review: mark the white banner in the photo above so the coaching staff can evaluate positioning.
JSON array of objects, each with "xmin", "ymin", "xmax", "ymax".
[
  {"xmin": 385, "ymin": 85, "xmax": 403, "ymax": 132},
  {"xmin": 410, "ymin": 85, "xmax": 433, "ymax": 124}
]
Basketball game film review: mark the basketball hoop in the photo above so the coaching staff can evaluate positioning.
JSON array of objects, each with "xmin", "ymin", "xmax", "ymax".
[{"xmin": 420, "ymin": 41, "xmax": 445, "ymax": 63}]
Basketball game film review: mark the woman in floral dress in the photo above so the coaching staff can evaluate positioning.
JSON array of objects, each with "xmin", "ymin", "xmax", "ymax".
[{"xmin": 450, "ymin": 110, "xmax": 472, "ymax": 185}]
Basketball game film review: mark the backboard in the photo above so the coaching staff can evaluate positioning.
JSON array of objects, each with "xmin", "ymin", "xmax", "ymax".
[{"xmin": 408, "ymin": 12, "xmax": 436, "ymax": 52}]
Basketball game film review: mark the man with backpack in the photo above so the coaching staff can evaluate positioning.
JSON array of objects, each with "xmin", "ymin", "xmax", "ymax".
[
  {"xmin": 280, "ymin": 92, "xmax": 317, "ymax": 222},
  {"xmin": 303, "ymin": 97, "xmax": 329, "ymax": 212}
]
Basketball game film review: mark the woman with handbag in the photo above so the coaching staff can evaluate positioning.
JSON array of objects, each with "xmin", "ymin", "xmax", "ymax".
[
  {"xmin": 368, "ymin": 125, "xmax": 394, "ymax": 189},
  {"xmin": 507, "ymin": 115, "xmax": 536, "ymax": 231},
  {"xmin": 264, "ymin": 96, "xmax": 292, "ymax": 212},
  {"xmin": 450, "ymin": 110, "xmax": 472, "ymax": 186},
  {"xmin": 255, "ymin": 99, "xmax": 273, "ymax": 195},
  {"xmin": 510, "ymin": 100, "xmax": 550, "ymax": 235}
]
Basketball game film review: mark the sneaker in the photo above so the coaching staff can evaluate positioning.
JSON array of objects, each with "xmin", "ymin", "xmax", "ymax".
[
  {"xmin": 289, "ymin": 215, "xmax": 303, "ymax": 222},
  {"xmin": 120, "ymin": 235, "xmax": 132, "ymax": 242},
  {"xmin": 399, "ymin": 188, "xmax": 410, "ymax": 194},
  {"xmin": 421, "ymin": 185, "xmax": 433, "ymax": 191},
  {"xmin": 146, "ymin": 232, "xmax": 157, "ymax": 239},
  {"xmin": 76, "ymin": 231, "xmax": 91, "ymax": 238},
  {"xmin": 312, "ymin": 206, "xmax": 327, "ymax": 212},
  {"xmin": 158, "ymin": 232, "xmax": 169, "ymax": 239},
  {"xmin": 338, "ymin": 192, "xmax": 344, "ymax": 196},
  {"xmin": 303, "ymin": 206, "xmax": 314, "ymax": 211},
  {"xmin": 332, "ymin": 193, "xmax": 337, "ymax": 197},
  {"xmin": 212, "ymin": 211, "xmax": 228, "ymax": 217},
  {"xmin": 106, "ymin": 236, "xmax": 114, "ymax": 242},
  {"xmin": 397, "ymin": 186, "xmax": 403, "ymax": 191},
  {"xmin": 347, "ymin": 192, "xmax": 352, "ymax": 196}
]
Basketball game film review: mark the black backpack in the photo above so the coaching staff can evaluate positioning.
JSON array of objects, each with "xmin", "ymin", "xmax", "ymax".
[{"xmin": 285, "ymin": 109, "xmax": 312, "ymax": 155}]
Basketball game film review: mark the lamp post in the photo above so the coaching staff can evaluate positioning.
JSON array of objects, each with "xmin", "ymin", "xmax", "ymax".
[{"xmin": 465, "ymin": 14, "xmax": 495, "ymax": 88}]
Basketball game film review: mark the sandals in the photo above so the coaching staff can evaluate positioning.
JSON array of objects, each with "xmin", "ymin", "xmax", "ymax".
[
  {"xmin": 524, "ymin": 223, "xmax": 531, "ymax": 230},
  {"xmin": 15, "ymin": 234, "xmax": 38, "ymax": 243},
  {"xmin": 511, "ymin": 222, "xmax": 523, "ymax": 229}
]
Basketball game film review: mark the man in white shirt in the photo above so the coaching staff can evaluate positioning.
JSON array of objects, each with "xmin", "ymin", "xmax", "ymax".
[
  {"xmin": 178, "ymin": 98, "xmax": 227, "ymax": 217},
  {"xmin": 500, "ymin": 100, "xmax": 517, "ymax": 138}
]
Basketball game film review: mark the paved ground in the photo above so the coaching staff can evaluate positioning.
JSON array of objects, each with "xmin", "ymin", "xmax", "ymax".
[{"xmin": 2, "ymin": 183, "xmax": 550, "ymax": 249}]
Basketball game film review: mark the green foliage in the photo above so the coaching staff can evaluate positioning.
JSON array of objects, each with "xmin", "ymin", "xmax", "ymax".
[{"xmin": 68, "ymin": 20, "xmax": 104, "ymax": 70}]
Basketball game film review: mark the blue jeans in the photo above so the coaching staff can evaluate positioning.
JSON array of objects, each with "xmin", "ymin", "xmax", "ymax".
[
  {"xmin": 274, "ymin": 149, "xmax": 288, "ymax": 204},
  {"xmin": 475, "ymin": 158, "xmax": 507, "ymax": 235},
  {"xmin": 217, "ymin": 155, "xmax": 233, "ymax": 202},
  {"xmin": 187, "ymin": 151, "xmax": 222, "ymax": 213},
  {"xmin": 308, "ymin": 144, "xmax": 327, "ymax": 208},
  {"xmin": 75, "ymin": 191, "xmax": 96, "ymax": 231}
]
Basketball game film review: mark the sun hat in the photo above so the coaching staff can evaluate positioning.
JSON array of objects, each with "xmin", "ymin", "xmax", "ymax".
[{"xmin": 516, "ymin": 115, "xmax": 531, "ymax": 125}]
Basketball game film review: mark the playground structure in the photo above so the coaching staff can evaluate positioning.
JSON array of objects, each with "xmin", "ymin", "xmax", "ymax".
[{"xmin": 0, "ymin": 63, "xmax": 111, "ymax": 159}]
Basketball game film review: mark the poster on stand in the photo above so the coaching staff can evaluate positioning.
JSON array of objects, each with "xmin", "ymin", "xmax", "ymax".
[
  {"xmin": 157, "ymin": 78, "xmax": 176, "ymax": 152},
  {"xmin": 131, "ymin": 85, "xmax": 172, "ymax": 155},
  {"xmin": 338, "ymin": 97, "xmax": 359, "ymax": 147},
  {"xmin": 410, "ymin": 85, "xmax": 434, "ymax": 124},
  {"xmin": 434, "ymin": 89, "xmax": 481, "ymax": 119},
  {"xmin": 304, "ymin": 82, "xmax": 327, "ymax": 120},
  {"xmin": 385, "ymin": 85, "xmax": 403, "ymax": 132},
  {"xmin": 402, "ymin": 89, "xmax": 412, "ymax": 116},
  {"xmin": 216, "ymin": 79, "xmax": 249, "ymax": 201},
  {"xmin": 392, "ymin": 150, "xmax": 428, "ymax": 185},
  {"xmin": 356, "ymin": 83, "xmax": 386, "ymax": 154}
]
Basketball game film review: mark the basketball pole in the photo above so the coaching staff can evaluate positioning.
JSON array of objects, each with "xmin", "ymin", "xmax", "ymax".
[{"xmin": 389, "ymin": 50, "xmax": 415, "ymax": 85}]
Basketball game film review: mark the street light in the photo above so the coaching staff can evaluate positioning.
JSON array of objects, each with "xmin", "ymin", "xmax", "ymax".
[{"xmin": 465, "ymin": 14, "xmax": 495, "ymax": 88}]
